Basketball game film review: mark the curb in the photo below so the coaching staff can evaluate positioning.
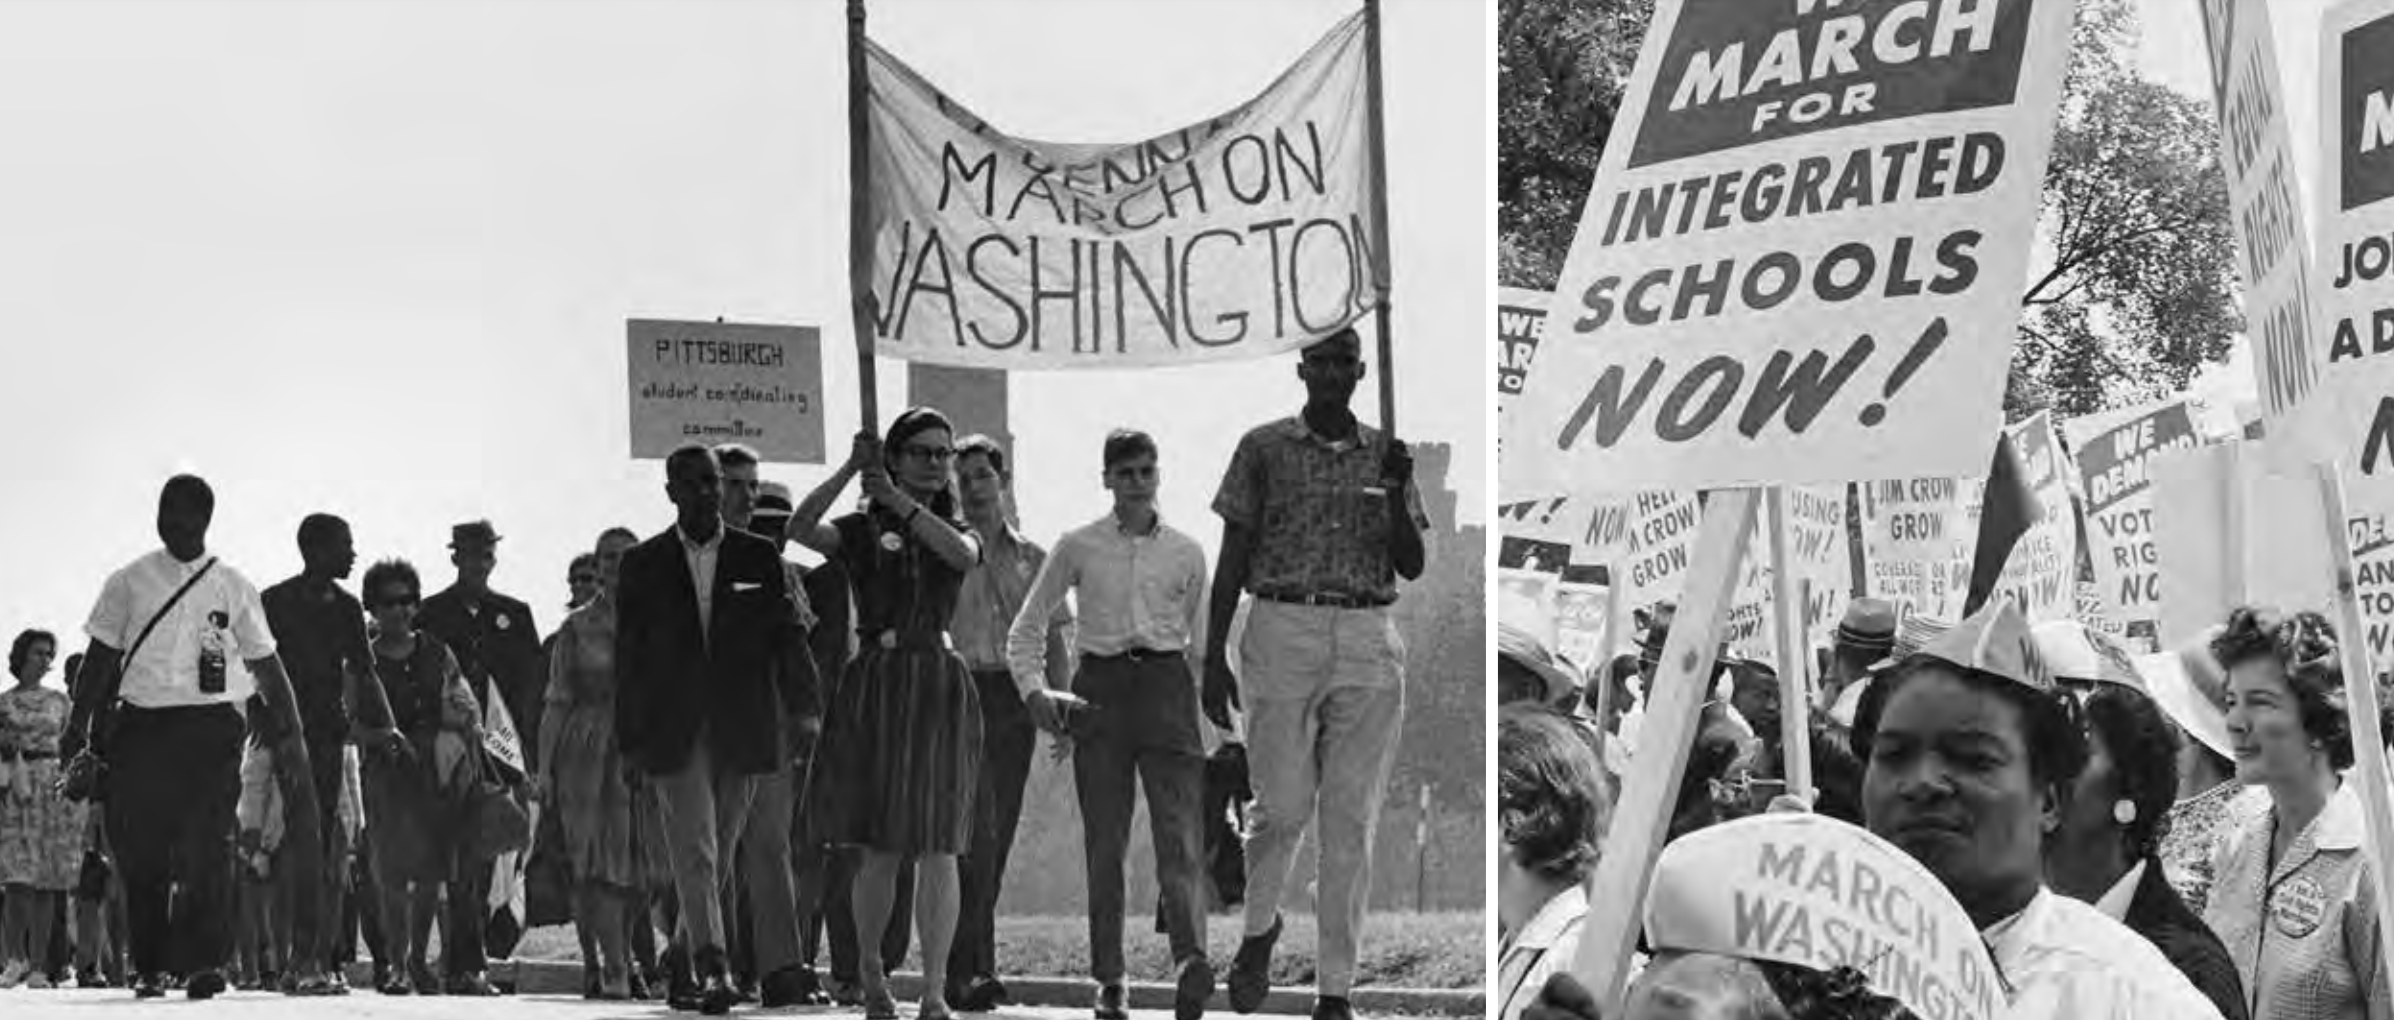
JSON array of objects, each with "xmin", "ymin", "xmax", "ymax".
[{"xmin": 355, "ymin": 960, "xmax": 1483, "ymax": 1017}]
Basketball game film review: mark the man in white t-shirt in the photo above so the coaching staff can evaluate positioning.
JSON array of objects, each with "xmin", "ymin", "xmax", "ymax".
[{"xmin": 59, "ymin": 475, "xmax": 320, "ymax": 1001}]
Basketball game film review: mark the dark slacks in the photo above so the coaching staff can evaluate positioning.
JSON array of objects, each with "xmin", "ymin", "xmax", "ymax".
[
  {"xmin": 104, "ymin": 703, "xmax": 246, "ymax": 979},
  {"xmin": 1073, "ymin": 654, "xmax": 1207, "ymax": 984},
  {"xmin": 950, "ymin": 670, "xmax": 1035, "ymax": 983},
  {"xmin": 441, "ymin": 845, "xmax": 489, "ymax": 975}
]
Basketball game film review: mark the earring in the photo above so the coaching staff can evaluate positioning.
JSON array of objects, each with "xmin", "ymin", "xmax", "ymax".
[{"xmin": 2113, "ymin": 800, "xmax": 2137, "ymax": 826}]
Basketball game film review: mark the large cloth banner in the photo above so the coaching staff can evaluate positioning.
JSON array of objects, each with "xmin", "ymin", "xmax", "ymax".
[
  {"xmin": 1501, "ymin": 0, "xmax": 2076, "ymax": 492},
  {"xmin": 2203, "ymin": 0, "xmax": 2324, "ymax": 424},
  {"xmin": 860, "ymin": 13, "xmax": 1380, "ymax": 369},
  {"xmin": 1972, "ymin": 411, "xmax": 2078, "ymax": 621},
  {"xmin": 2070, "ymin": 401, "xmax": 2200, "ymax": 635},
  {"xmin": 1861, "ymin": 478, "xmax": 1970, "ymax": 621}
]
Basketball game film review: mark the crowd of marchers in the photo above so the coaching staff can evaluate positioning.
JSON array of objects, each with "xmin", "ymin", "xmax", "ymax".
[
  {"xmin": 0, "ymin": 328, "xmax": 1435, "ymax": 1020},
  {"xmin": 1499, "ymin": 589, "xmax": 2394, "ymax": 1020}
]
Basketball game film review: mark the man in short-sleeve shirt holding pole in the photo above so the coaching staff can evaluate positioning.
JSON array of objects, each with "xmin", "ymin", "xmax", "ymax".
[
  {"xmin": 1205, "ymin": 328, "xmax": 1429, "ymax": 1020},
  {"xmin": 62, "ymin": 474, "xmax": 322, "ymax": 1001}
]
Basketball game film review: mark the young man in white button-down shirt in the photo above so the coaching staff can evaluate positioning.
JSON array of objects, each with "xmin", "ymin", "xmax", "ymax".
[
  {"xmin": 1008, "ymin": 429, "xmax": 1214, "ymax": 1020},
  {"xmin": 60, "ymin": 474, "xmax": 321, "ymax": 1001}
]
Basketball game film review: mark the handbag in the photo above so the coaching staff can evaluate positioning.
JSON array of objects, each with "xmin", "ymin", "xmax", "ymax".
[
  {"xmin": 60, "ymin": 558, "xmax": 218, "ymax": 803},
  {"xmin": 462, "ymin": 746, "xmax": 532, "ymax": 860}
]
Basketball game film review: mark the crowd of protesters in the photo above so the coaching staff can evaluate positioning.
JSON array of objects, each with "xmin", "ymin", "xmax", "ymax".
[
  {"xmin": 1499, "ymin": 589, "xmax": 2394, "ymax": 1020},
  {"xmin": 0, "ymin": 328, "xmax": 1431, "ymax": 1020}
]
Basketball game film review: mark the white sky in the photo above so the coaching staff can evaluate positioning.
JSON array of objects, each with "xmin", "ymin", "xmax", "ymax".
[{"xmin": 0, "ymin": 0, "xmax": 1488, "ymax": 671}]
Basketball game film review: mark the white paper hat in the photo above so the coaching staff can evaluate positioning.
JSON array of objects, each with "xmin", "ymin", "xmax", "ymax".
[
  {"xmin": 2139, "ymin": 625, "xmax": 2233, "ymax": 762},
  {"xmin": 1643, "ymin": 813, "xmax": 2008, "ymax": 1020},
  {"xmin": 2031, "ymin": 621, "xmax": 2146, "ymax": 691}
]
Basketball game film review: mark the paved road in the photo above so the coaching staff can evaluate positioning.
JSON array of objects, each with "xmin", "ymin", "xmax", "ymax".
[{"xmin": 0, "ymin": 987, "xmax": 1428, "ymax": 1019}]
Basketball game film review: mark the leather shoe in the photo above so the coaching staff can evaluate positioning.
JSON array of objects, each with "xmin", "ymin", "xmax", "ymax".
[
  {"xmin": 760, "ymin": 966, "xmax": 812, "ymax": 1009},
  {"xmin": 1094, "ymin": 982, "xmax": 1130, "ymax": 1020},
  {"xmin": 134, "ymin": 973, "xmax": 166, "ymax": 999},
  {"xmin": 185, "ymin": 969, "xmax": 229, "ymax": 1001},
  {"xmin": 699, "ymin": 973, "xmax": 739, "ymax": 1016},
  {"xmin": 446, "ymin": 972, "xmax": 500, "ymax": 997},
  {"xmin": 1311, "ymin": 996, "xmax": 1355, "ymax": 1020},
  {"xmin": 1176, "ymin": 956, "xmax": 1216, "ymax": 1020},
  {"xmin": 1227, "ymin": 914, "xmax": 1283, "ymax": 1014},
  {"xmin": 952, "ymin": 974, "xmax": 1009, "ymax": 1012}
]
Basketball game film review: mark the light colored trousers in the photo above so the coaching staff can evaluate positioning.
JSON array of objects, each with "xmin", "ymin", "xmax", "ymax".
[
  {"xmin": 1238, "ymin": 600, "xmax": 1406, "ymax": 998},
  {"xmin": 653, "ymin": 734, "xmax": 760, "ymax": 957}
]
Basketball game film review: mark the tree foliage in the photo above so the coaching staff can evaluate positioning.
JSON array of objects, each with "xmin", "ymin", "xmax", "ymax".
[
  {"xmin": 1495, "ymin": 0, "xmax": 2240, "ymax": 419},
  {"xmin": 2012, "ymin": 0, "xmax": 2239, "ymax": 417}
]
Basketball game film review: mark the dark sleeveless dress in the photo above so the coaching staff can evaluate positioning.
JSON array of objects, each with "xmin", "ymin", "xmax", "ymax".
[
  {"xmin": 364, "ymin": 639, "xmax": 469, "ymax": 883},
  {"xmin": 806, "ymin": 509, "xmax": 982, "ymax": 855}
]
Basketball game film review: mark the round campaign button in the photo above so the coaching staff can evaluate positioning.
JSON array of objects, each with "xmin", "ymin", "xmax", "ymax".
[
  {"xmin": 496, "ymin": 613, "xmax": 512, "ymax": 632},
  {"xmin": 2272, "ymin": 876, "xmax": 2329, "ymax": 939}
]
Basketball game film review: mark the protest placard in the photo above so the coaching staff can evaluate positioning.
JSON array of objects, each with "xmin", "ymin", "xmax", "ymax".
[
  {"xmin": 1976, "ymin": 411, "xmax": 2078, "ymax": 620},
  {"xmin": 1784, "ymin": 483, "xmax": 1853, "ymax": 649},
  {"xmin": 626, "ymin": 319, "xmax": 826, "ymax": 463},
  {"xmin": 1498, "ymin": 287, "xmax": 1553, "ymax": 416},
  {"xmin": 2153, "ymin": 442, "xmax": 2339, "ymax": 646},
  {"xmin": 2069, "ymin": 401, "xmax": 2200, "ymax": 632},
  {"xmin": 1861, "ymin": 477, "xmax": 1969, "ymax": 620},
  {"xmin": 2298, "ymin": 0, "xmax": 2394, "ymax": 581},
  {"xmin": 2202, "ymin": 0, "xmax": 2325, "ymax": 424},
  {"xmin": 857, "ymin": 12, "xmax": 1380, "ymax": 369},
  {"xmin": 1499, "ymin": 567, "xmax": 1560, "ymax": 646},
  {"xmin": 1554, "ymin": 581, "xmax": 1613, "ymax": 673},
  {"xmin": 1642, "ymin": 813, "xmax": 2005, "ymax": 1020},
  {"xmin": 1614, "ymin": 490, "xmax": 1704, "ymax": 612},
  {"xmin": 1501, "ymin": 0, "xmax": 2076, "ymax": 493}
]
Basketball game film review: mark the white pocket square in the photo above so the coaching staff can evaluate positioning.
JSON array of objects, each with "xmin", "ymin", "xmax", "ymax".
[{"xmin": 732, "ymin": 581, "xmax": 763, "ymax": 592}]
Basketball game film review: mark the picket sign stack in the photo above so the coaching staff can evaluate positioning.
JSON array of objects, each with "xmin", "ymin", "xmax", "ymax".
[{"xmin": 1495, "ymin": 0, "xmax": 2394, "ymax": 1012}]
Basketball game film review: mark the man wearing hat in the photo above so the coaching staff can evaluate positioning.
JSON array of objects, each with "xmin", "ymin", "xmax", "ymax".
[
  {"xmin": 416, "ymin": 518, "xmax": 542, "ymax": 995},
  {"xmin": 1823, "ymin": 597, "xmax": 1896, "ymax": 730}
]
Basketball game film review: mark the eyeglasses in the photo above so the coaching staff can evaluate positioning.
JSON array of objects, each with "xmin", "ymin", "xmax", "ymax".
[
  {"xmin": 376, "ymin": 593, "xmax": 420, "ymax": 609},
  {"xmin": 898, "ymin": 445, "xmax": 956, "ymax": 463},
  {"xmin": 569, "ymin": 575, "xmax": 599, "ymax": 587}
]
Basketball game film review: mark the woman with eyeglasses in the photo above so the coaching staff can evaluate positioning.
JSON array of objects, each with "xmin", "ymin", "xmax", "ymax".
[
  {"xmin": 2202, "ymin": 608, "xmax": 2393, "ymax": 1020},
  {"xmin": 538, "ymin": 528, "xmax": 642, "ymax": 1000},
  {"xmin": 354, "ymin": 558, "xmax": 484, "ymax": 996},
  {"xmin": 790, "ymin": 407, "xmax": 983, "ymax": 1020}
]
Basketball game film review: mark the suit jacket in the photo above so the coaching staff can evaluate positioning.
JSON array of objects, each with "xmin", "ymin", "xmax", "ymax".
[
  {"xmin": 614, "ymin": 523, "xmax": 820, "ymax": 776},
  {"xmin": 2126, "ymin": 855, "xmax": 2250, "ymax": 1020}
]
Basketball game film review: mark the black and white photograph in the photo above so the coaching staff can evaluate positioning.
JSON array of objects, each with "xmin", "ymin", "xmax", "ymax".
[
  {"xmin": 0, "ymin": 2, "xmax": 1487, "ymax": 1019},
  {"xmin": 1500, "ymin": 0, "xmax": 2394, "ymax": 1018}
]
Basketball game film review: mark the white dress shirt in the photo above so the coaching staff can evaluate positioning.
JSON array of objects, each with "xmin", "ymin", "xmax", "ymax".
[
  {"xmin": 84, "ymin": 549, "xmax": 276, "ymax": 708},
  {"xmin": 679, "ymin": 520, "xmax": 724, "ymax": 641},
  {"xmin": 1007, "ymin": 510, "xmax": 1207, "ymax": 699},
  {"xmin": 1983, "ymin": 885, "xmax": 2224, "ymax": 1020}
]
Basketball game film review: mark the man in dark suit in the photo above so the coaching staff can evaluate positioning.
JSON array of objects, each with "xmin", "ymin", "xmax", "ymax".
[
  {"xmin": 415, "ymin": 519, "xmax": 541, "ymax": 995},
  {"xmin": 616, "ymin": 444, "xmax": 819, "ymax": 1016}
]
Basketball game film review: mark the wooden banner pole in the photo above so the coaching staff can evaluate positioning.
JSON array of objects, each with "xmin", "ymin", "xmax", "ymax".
[
  {"xmin": 1572, "ymin": 488, "xmax": 1761, "ymax": 1013},
  {"xmin": 2313, "ymin": 463, "xmax": 2394, "ymax": 989},
  {"xmin": 1765, "ymin": 486, "xmax": 1814, "ymax": 801},
  {"xmin": 846, "ymin": 0, "xmax": 880, "ymax": 429},
  {"xmin": 1361, "ymin": 0, "xmax": 1397, "ymax": 435}
]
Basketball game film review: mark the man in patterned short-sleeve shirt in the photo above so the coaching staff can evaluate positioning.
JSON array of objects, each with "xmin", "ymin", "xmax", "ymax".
[{"xmin": 1204, "ymin": 327, "xmax": 1429, "ymax": 1020}]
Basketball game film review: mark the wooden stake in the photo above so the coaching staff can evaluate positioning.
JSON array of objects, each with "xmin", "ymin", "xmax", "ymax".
[
  {"xmin": 846, "ymin": 0, "xmax": 880, "ymax": 429},
  {"xmin": 1766, "ymin": 486, "xmax": 1814, "ymax": 800},
  {"xmin": 2313, "ymin": 463, "xmax": 2394, "ymax": 990},
  {"xmin": 1572, "ymin": 488, "xmax": 1761, "ymax": 1013},
  {"xmin": 1361, "ymin": 0, "xmax": 1397, "ymax": 434}
]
